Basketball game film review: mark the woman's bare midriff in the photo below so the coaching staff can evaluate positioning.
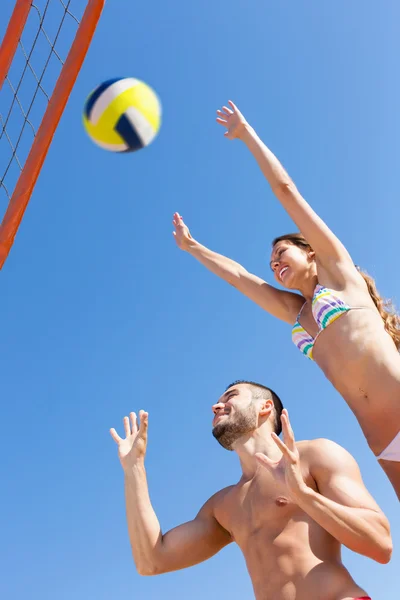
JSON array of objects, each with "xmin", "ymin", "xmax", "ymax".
[{"xmin": 312, "ymin": 309, "xmax": 400, "ymax": 454}]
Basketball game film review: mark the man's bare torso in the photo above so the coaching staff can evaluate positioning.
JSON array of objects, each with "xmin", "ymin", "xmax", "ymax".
[{"xmin": 212, "ymin": 441, "xmax": 368, "ymax": 600}]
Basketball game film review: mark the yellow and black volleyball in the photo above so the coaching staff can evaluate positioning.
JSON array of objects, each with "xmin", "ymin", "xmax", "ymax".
[{"xmin": 83, "ymin": 78, "xmax": 161, "ymax": 152}]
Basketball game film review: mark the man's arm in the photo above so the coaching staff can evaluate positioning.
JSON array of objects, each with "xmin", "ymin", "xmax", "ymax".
[
  {"xmin": 125, "ymin": 463, "xmax": 232, "ymax": 575},
  {"xmin": 110, "ymin": 410, "xmax": 232, "ymax": 577},
  {"xmin": 297, "ymin": 439, "xmax": 392, "ymax": 564}
]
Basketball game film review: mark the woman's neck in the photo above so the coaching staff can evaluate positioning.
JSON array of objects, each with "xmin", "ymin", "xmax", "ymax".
[{"xmin": 297, "ymin": 271, "xmax": 319, "ymax": 301}]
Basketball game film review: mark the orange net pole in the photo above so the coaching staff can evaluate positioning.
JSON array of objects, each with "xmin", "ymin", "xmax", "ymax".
[
  {"xmin": 0, "ymin": 0, "xmax": 32, "ymax": 88},
  {"xmin": 0, "ymin": 0, "xmax": 105, "ymax": 268}
]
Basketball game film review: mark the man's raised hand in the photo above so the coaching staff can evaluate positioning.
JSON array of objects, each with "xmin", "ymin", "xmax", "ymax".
[{"xmin": 110, "ymin": 410, "xmax": 149, "ymax": 470}]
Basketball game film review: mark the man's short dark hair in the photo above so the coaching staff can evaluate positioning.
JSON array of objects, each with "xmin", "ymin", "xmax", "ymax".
[{"xmin": 226, "ymin": 380, "xmax": 284, "ymax": 435}]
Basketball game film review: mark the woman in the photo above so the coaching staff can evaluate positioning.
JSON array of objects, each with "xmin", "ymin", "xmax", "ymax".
[{"xmin": 172, "ymin": 101, "xmax": 400, "ymax": 499}]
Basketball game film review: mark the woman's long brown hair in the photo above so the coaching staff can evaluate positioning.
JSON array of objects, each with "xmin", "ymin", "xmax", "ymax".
[{"xmin": 272, "ymin": 233, "xmax": 400, "ymax": 350}]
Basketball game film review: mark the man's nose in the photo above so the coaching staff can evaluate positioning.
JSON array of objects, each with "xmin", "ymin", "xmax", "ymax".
[{"xmin": 212, "ymin": 402, "xmax": 224, "ymax": 415}]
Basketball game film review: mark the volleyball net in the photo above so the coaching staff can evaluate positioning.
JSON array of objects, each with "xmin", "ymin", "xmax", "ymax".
[{"xmin": 0, "ymin": 0, "xmax": 104, "ymax": 268}]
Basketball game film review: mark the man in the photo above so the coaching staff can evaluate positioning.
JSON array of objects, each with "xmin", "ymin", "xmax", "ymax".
[{"xmin": 110, "ymin": 380, "xmax": 392, "ymax": 600}]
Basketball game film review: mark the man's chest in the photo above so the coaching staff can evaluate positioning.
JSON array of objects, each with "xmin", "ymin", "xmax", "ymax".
[{"xmin": 214, "ymin": 471, "xmax": 316, "ymax": 543}]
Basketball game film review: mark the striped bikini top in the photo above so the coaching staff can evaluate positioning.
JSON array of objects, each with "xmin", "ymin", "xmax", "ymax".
[{"xmin": 292, "ymin": 284, "xmax": 353, "ymax": 360}]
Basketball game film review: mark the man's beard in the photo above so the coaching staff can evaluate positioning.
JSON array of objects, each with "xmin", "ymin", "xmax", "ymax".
[{"xmin": 212, "ymin": 405, "xmax": 258, "ymax": 450}]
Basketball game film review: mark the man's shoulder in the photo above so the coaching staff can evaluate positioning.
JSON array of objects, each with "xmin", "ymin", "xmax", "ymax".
[
  {"xmin": 296, "ymin": 437, "xmax": 357, "ymax": 467},
  {"xmin": 296, "ymin": 437, "xmax": 343, "ymax": 451},
  {"xmin": 202, "ymin": 484, "xmax": 236, "ymax": 512},
  {"xmin": 206, "ymin": 485, "xmax": 236, "ymax": 508}
]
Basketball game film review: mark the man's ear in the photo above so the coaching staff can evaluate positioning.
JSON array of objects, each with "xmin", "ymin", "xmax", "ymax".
[{"xmin": 259, "ymin": 399, "xmax": 273, "ymax": 418}]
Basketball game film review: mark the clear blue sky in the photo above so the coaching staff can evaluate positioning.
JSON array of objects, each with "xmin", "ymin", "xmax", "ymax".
[{"xmin": 0, "ymin": 1, "xmax": 399, "ymax": 598}]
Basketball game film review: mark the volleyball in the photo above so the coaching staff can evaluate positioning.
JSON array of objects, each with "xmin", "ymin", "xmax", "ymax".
[{"xmin": 82, "ymin": 78, "xmax": 162, "ymax": 152}]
